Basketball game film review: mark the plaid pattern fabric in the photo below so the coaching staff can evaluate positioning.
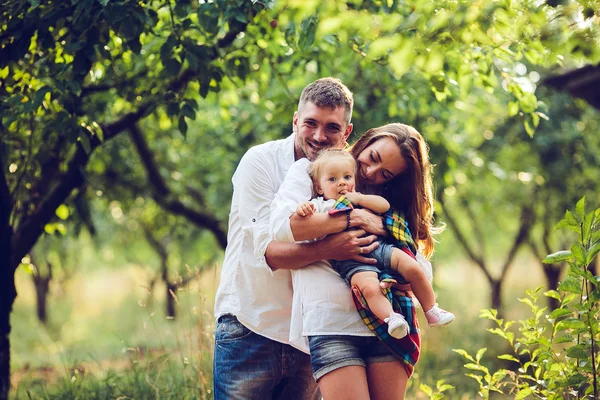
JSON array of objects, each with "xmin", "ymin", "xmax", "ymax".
[
  {"xmin": 383, "ymin": 210, "xmax": 417, "ymax": 254},
  {"xmin": 328, "ymin": 195, "xmax": 417, "ymax": 255},
  {"xmin": 327, "ymin": 195, "xmax": 354, "ymax": 215},
  {"xmin": 351, "ymin": 272, "xmax": 421, "ymax": 377}
]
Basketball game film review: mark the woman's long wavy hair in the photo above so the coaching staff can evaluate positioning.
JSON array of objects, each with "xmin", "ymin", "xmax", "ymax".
[{"xmin": 350, "ymin": 123, "xmax": 442, "ymax": 258}]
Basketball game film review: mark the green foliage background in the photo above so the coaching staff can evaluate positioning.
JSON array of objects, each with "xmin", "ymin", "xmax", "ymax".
[{"xmin": 1, "ymin": 0, "xmax": 599, "ymax": 398}]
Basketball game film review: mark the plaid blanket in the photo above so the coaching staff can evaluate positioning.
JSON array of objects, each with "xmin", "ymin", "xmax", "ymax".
[
  {"xmin": 329, "ymin": 195, "xmax": 417, "ymax": 254},
  {"xmin": 351, "ymin": 272, "xmax": 421, "ymax": 377}
]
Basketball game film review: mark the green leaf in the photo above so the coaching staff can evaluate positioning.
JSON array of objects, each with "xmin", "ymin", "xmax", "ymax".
[
  {"xmin": 497, "ymin": 354, "xmax": 519, "ymax": 362},
  {"xmin": 475, "ymin": 347, "xmax": 487, "ymax": 363},
  {"xmin": 33, "ymin": 86, "xmax": 52, "ymax": 110},
  {"xmin": 553, "ymin": 333, "xmax": 574, "ymax": 344},
  {"xmin": 198, "ymin": 10, "xmax": 219, "ymax": 35},
  {"xmin": 543, "ymin": 290, "xmax": 561, "ymax": 300},
  {"xmin": 542, "ymin": 250, "xmax": 571, "ymax": 264},
  {"xmin": 178, "ymin": 115, "xmax": 187, "ymax": 137},
  {"xmin": 419, "ymin": 384, "xmax": 433, "ymax": 396},
  {"xmin": 566, "ymin": 345, "xmax": 589, "ymax": 359},
  {"xmin": 79, "ymin": 133, "xmax": 91, "ymax": 154},
  {"xmin": 582, "ymin": 211, "xmax": 594, "ymax": 243},
  {"xmin": 97, "ymin": 0, "xmax": 109, "ymax": 5},
  {"xmin": 55, "ymin": 204, "xmax": 69, "ymax": 220},
  {"xmin": 524, "ymin": 119, "xmax": 534, "ymax": 137},
  {"xmin": 298, "ymin": 16, "xmax": 317, "ymax": 50},
  {"xmin": 508, "ymin": 101, "xmax": 519, "ymax": 116},
  {"xmin": 558, "ymin": 277, "xmax": 582, "ymax": 294},
  {"xmin": 516, "ymin": 387, "xmax": 534, "ymax": 400},
  {"xmin": 164, "ymin": 58, "xmax": 182, "ymax": 76},
  {"xmin": 452, "ymin": 348, "xmax": 475, "ymax": 362},
  {"xmin": 549, "ymin": 308, "xmax": 571, "ymax": 319},
  {"xmin": 570, "ymin": 242, "xmax": 587, "ymax": 264},
  {"xmin": 479, "ymin": 309, "xmax": 498, "ymax": 320},
  {"xmin": 181, "ymin": 104, "xmax": 196, "ymax": 120},
  {"xmin": 575, "ymin": 196, "xmax": 586, "ymax": 220},
  {"xmin": 556, "ymin": 318, "xmax": 586, "ymax": 331},
  {"xmin": 587, "ymin": 241, "xmax": 600, "ymax": 265}
]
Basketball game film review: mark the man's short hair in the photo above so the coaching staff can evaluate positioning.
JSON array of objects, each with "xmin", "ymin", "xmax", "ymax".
[{"xmin": 298, "ymin": 77, "xmax": 353, "ymax": 124}]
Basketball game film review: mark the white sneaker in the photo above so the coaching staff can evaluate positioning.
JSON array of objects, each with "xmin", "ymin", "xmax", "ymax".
[
  {"xmin": 425, "ymin": 304, "xmax": 455, "ymax": 327},
  {"xmin": 384, "ymin": 312, "xmax": 408, "ymax": 339}
]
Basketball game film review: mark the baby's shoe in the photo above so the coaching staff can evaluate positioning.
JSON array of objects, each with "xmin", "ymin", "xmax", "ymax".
[
  {"xmin": 384, "ymin": 312, "xmax": 408, "ymax": 339},
  {"xmin": 425, "ymin": 304, "xmax": 455, "ymax": 327}
]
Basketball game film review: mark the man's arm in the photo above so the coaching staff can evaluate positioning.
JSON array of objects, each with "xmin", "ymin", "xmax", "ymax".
[
  {"xmin": 265, "ymin": 229, "xmax": 379, "ymax": 271},
  {"xmin": 289, "ymin": 207, "xmax": 386, "ymax": 241}
]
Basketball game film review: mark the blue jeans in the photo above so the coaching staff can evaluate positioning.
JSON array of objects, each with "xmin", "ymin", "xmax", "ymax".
[
  {"xmin": 213, "ymin": 314, "xmax": 320, "ymax": 400},
  {"xmin": 332, "ymin": 239, "xmax": 409, "ymax": 285}
]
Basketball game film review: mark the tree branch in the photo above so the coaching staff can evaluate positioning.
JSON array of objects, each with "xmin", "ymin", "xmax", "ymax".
[
  {"xmin": 437, "ymin": 190, "xmax": 492, "ymax": 282},
  {"xmin": 128, "ymin": 124, "xmax": 227, "ymax": 249},
  {"xmin": 9, "ymin": 14, "xmax": 254, "ymax": 268},
  {"xmin": 499, "ymin": 204, "xmax": 535, "ymax": 282},
  {"xmin": 0, "ymin": 153, "xmax": 12, "ymax": 226}
]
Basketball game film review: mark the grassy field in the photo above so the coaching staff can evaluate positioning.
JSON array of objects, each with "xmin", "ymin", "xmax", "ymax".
[{"xmin": 9, "ymin": 246, "xmax": 551, "ymax": 399}]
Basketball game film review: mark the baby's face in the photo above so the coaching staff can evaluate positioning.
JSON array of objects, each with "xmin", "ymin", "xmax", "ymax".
[{"xmin": 316, "ymin": 159, "xmax": 356, "ymax": 200}]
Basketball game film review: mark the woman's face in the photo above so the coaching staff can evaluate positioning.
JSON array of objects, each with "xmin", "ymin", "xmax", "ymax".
[{"xmin": 356, "ymin": 137, "xmax": 407, "ymax": 186}]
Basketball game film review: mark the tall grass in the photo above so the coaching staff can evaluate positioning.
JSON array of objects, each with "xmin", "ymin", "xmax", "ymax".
[
  {"xmin": 11, "ymin": 266, "xmax": 216, "ymax": 399},
  {"xmin": 10, "ymin": 248, "xmax": 552, "ymax": 399}
]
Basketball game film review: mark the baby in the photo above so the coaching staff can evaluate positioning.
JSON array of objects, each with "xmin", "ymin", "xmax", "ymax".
[{"xmin": 296, "ymin": 149, "xmax": 454, "ymax": 338}]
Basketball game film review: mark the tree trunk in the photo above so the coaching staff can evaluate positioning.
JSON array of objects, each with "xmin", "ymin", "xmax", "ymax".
[
  {"xmin": 166, "ymin": 283, "xmax": 176, "ymax": 319},
  {"xmin": 543, "ymin": 264, "xmax": 562, "ymax": 310},
  {"xmin": 33, "ymin": 275, "xmax": 50, "ymax": 325},
  {"xmin": 0, "ymin": 225, "xmax": 16, "ymax": 400},
  {"xmin": 490, "ymin": 279, "xmax": 503, "ymax": 316}
]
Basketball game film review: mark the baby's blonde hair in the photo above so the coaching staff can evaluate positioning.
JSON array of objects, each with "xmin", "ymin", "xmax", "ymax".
[{"xmin": 307, "ymin": 149, "xmax": 356, "ymax": 197}]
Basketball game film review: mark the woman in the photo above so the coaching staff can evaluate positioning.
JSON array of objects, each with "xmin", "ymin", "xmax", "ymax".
[{"xmin": 269, "ymin": 123, "xmax": 440, "ymax": 399}]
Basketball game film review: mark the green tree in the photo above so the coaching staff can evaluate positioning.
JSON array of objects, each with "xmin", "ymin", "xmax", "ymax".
[
  {"xmin": 0, "ymin": 0, "xmax": 269, "ymax": 395},
  {"xmin": 2, "ymin": 1, "xmax": 599, "ymax": 397}
]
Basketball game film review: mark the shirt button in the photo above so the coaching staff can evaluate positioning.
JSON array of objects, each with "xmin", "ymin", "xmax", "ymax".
[{"xmin": 252, "ymin": 218, "xmax": 256, "ymax": 222}]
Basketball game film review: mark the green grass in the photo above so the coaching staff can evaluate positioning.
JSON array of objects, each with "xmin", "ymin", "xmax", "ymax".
[{"xmin": 9, "ymin": 244, "xmax": 553, "ymax": 399}]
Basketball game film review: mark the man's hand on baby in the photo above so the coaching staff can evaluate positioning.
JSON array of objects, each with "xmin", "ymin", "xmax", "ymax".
[
  {"xmin": 296, "ymin": 201, "xmax": 316, "ymax": 217},
  {"xmin": 320, "ymin": 229, "xmax": 379, "ymax": 264},
  {"xmin": 351, "ymin": 209, "xmax": 386, "ymax": 236}
]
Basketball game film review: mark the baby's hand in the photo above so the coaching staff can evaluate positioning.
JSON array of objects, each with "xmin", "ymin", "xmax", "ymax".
[
  {"xmin": 343, "ymin": 191, "xmax": 362, "ymax": 205},
  {"xmin": 296, "ymin": 201, "xmax": 316, "ymax": 217}
]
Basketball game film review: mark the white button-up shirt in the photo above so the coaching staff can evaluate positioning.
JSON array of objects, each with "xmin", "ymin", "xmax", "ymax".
[
  {"xmin": 214, "ymin": 134, "xmax": 297, "ymax": 344},
  {"xmin": 270, "ymin": 158, "xmax": 373, "ymax": 353}
]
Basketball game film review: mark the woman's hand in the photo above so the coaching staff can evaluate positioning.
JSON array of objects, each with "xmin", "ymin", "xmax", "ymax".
[
  {"xmin": 350, "ymin": 208, "xmax": 386, "ymax": 236},
  {"xmin": 316, "ymin": 229, "xmax": 379, "ymax": 264}
]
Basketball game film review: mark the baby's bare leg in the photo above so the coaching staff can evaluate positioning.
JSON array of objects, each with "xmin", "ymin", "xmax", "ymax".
[
  {"xmin": 391, "ymin": 248, "xmax": 436, "ymax": 312},
  {"xmin": 350, "ymin": 271, "xmax": 393, "ymax": 322}
]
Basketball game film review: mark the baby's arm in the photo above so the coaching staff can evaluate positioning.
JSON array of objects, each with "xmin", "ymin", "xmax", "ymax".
[
  {"xmin": 296, "ymin": 201, "xmax": 316, "ymax": 217},
  {"xmin": 344, "ymin": 192, "xmax": 390, "ymax": 214}
]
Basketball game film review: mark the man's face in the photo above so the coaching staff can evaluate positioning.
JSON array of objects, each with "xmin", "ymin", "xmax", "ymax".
[{"xmin": 293, "ymin": 102, "xmax": 353, "ymax": 161}]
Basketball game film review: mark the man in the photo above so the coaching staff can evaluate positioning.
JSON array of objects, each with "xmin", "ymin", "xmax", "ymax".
[{"xmin": 213, "ymin": 78, "xmax": 382, "ymax": 399}]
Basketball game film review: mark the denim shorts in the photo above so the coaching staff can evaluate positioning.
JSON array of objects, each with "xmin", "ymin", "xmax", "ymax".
[
  {"xmin": 213, "ymin": 315, "xmax": 319, "ymax": 400},
  {"xmin": 308, "ymin": 335, "xmax": 396, "ymax": 381},
  {"xmin": 332, "ymin": 239, "xmax": 408, "ymax": 285}
]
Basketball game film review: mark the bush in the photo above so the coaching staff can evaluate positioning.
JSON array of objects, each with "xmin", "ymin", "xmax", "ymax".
[{"xmin": 452, "ymin": 197, "xmax": 599, "ymax": 399}]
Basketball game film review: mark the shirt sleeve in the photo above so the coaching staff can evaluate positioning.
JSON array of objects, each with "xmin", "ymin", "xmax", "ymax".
[
  {"xmin": 270, "ymin": 158, "xmax": 313, "ymax": 243},
  {"xmin": 232, "ymin": 147, "xmax": 279, "ymax": 272}
]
